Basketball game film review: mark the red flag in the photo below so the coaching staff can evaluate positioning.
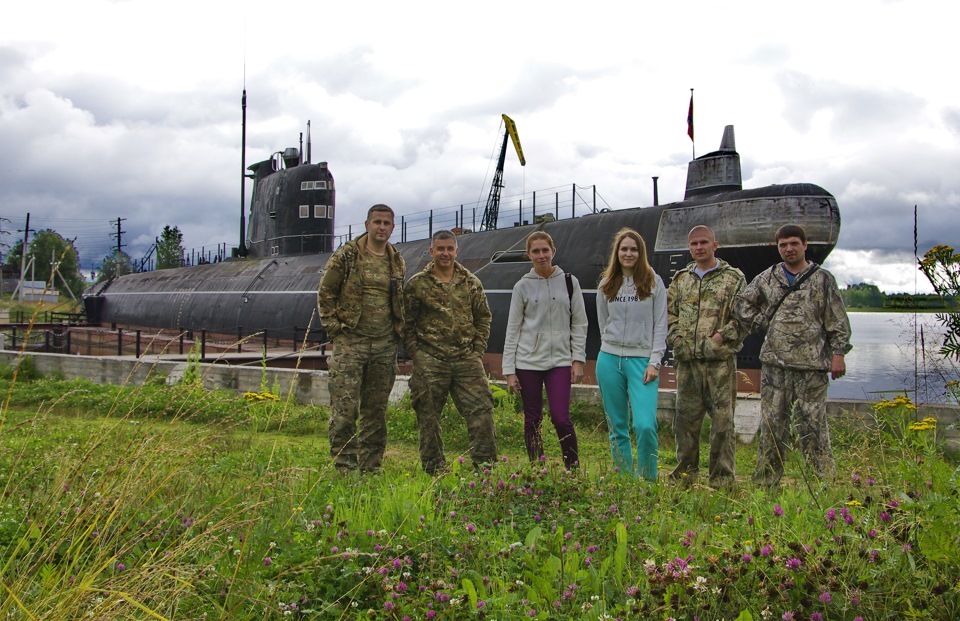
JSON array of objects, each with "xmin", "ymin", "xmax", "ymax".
[{"xmin": 687, "ymin": 94, "xmax": 694, "ymax": 142}]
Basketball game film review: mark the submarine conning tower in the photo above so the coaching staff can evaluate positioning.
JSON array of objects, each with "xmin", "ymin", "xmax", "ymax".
[
  {"xmin": 245, "ymin": 150, "xmax": 336, "ymax": 259},
  {"xmin": 684, "ymin": 125, "xmax": 742, "ymax": 199}
]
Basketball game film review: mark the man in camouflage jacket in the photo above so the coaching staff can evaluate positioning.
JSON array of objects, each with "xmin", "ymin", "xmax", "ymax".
[
  {"xmin": 403, "ymin": 230, "xmax": 497, "ymax": 474},
  {"xmin": 735, "ymin": 224, "xmax": 852, "ymax": 487},
  {"xmin": 667, "ymin": 225, "xmax": 745, "ymax": 488},
  {"xmin": 317, "ymin": 205, "xmax": 405, "ymax": 473}
]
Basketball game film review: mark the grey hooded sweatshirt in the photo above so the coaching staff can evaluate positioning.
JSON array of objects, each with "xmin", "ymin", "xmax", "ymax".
[
  {"xmin": 596, "ymin": 274, "xmax": 668, "ymax": 363},
  {"xmin": 501, "ymin": 266, "xmax": 588, "ymax": 375}
]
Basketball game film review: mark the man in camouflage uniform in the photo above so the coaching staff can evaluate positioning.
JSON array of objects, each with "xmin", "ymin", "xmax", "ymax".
[
  {"xmin": 317, "ymin": 204, "xmax": 405, "ymax": 473},
  {"xmin": 667, "ymin": 225, "xmax": 746, "ymax": 489},
  {"xmin": 735, "ymin": 224, "xmax": 852, "ymax": 487},
  {"xmin": 403, "ymin": 230, "xmax": 498, "ymax": 474}
]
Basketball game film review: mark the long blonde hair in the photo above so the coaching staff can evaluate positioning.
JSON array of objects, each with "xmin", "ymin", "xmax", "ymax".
[{"xmin": 599, "ymin": 228, "xmax": 655, "ymax": 300}]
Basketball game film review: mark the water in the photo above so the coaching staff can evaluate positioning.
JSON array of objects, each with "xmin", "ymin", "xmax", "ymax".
[{"xmin": 829, "ymin": 311, "xmax": 955, "ymax": 403}]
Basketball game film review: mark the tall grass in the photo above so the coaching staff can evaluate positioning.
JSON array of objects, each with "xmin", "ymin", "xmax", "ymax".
[{"xmin": 1, "ymin": 356, "xmax": 958, "ymax": 619}]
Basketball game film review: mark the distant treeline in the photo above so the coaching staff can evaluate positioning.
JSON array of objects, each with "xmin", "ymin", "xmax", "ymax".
[{"xmin": 841, "ymin": 283, "xmax": 958, "ymax": 310}]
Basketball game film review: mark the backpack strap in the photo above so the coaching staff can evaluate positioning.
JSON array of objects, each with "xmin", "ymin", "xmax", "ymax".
[{"xmin": 768, "ymin": 264, "xmax": 820, "ymax": 323}]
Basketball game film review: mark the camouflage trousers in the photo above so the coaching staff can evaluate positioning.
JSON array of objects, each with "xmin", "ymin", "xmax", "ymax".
[
  {"xmin": 753, "ymin": 365, "xmax": 834, "ymax": 487},
  {"xmin": 409, "ymin": 349, "xmax": 497, "ymax": 473},
  {"xmin": 327, "ymin": 334, "xmax": 398, "ymax": 472},
  {"xmin": 671, "ymin": 357, "xmax": 737, "ymax": 487}
]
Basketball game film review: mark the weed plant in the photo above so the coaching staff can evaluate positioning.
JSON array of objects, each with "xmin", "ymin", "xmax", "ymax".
[{"xmin": 0, "ymin": 359, "xmax": 958, "ymax": 620}]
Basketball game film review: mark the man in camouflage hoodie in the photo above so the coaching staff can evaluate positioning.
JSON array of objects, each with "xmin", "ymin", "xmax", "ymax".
[
  {"xmin": 735, "ymin": 224, "xmax": 852, "ymax": 487},
  {"xmin": 403, "ymin": 230, "xmax": 498, "ymax": 474},
  {"xmin": 667, "ymin": 225, "xmax": 746, "ymax": 489},
  {"xmin": 317, "ymin": 205, "xmax": 405, "ymax": 473}
]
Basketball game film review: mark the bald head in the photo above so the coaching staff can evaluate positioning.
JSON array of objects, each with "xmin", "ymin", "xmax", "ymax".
[{"xmin": 688, "ymin": 225, "xmax": 716, "ymax": 242}]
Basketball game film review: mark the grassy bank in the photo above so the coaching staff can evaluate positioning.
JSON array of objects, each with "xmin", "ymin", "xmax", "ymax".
[{"xmin": 1, "ymin": 363, "xmax": 958, "ymax": 620}]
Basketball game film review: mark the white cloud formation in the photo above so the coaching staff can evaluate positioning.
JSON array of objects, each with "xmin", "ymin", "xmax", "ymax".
[{"xmin": 1, "ymin": 0, "xmax": 958, "ymax": 292}]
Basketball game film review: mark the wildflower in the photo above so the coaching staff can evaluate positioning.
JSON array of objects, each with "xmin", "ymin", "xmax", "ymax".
[
  {"xmin": 383, "ymin": 602, "xmax": 395, "ymax": 612},
  {"xmin": 785, "ymin": 558, "xmax": 802, "ymax": 571},
  {"xmin": 819, "ymin": 592, "xmax": 832, "ymax": 604},
  {"xmin": 879, "ymin": 511, "xmax": 892, "ymax": 522},
  {"xmin": 825, "ymin": 509, "xmax": 836, "ymax": 521},
  {"xmin": 742, "ymin": 553, "xmax": 753, "ymax": 563},
  {"xmin": 760, "ymin": 545, "xmax": 774, "ymax": 557},
  {"xmin": 810, "ymin": 614, "xmax": 824, "ymax": 621},
  {"xmin": 466, "ymin": 523, "xmax": 476, "ymax": 534},
  {"xmin": 116, "ymin": 563, "xmax": 126, "ymax": 571},
  {"xmin": 263, "ymin": 557, "xmax": 271, "ymax": 566},
  {"xmin": 781, "ymin": 613, "xmax": 795, "ymax": 621},
  {"xmin": 773, "ymin": 505, "xmax": 784, "ymax": 517}
]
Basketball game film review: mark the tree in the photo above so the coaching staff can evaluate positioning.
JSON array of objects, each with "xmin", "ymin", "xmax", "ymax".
[
  {"xmin": 919, "ymin": 245, "xmax": 960, "ymax": 361},
  {"xmin": 6, "ymin": 229, "xmax": 85, "ymax": 298},
  {"xmin": 156, "ymin": 225, "xmax": 185, "ymax": 270},
  {"xmin": 841, "ymin": 282, "xmax": 885, "ymax": 308},
  {"xmin": 97, "ymin": 250, "xmax": 133, "ymax": 283}
]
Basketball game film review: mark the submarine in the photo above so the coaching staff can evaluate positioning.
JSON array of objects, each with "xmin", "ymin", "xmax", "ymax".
[{"xmin": 83, "ymin": 124, "xmax": 840, "ymax": 377}]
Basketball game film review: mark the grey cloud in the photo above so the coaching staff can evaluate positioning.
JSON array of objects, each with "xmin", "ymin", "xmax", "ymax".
[
  {"xmin": 776, "ymin": 70, "xmax": 925, "ymax": 135},
  {"xmin": 943, "ymin": 107, "xmax": 960, "ymax": 134}
]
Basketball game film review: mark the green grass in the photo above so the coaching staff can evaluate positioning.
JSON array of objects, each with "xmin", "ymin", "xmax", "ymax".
[{"xmin": 1, "ymin": 368, "xmax": 959, "ymax": 620}]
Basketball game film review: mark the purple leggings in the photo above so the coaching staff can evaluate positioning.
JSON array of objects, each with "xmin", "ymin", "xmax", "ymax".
[{"xmin": 515, "ymin": 367, "xmax": 579, "ymax": 468}]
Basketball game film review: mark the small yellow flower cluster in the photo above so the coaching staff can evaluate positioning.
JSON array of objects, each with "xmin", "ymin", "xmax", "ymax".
[
  {"xmin": 845, "ymin": 499, "xmax": 862, "ymax": 507},
  {"xmin": 908, "ymin": 417, "xmax": 937, "ymax": 432},
  {"xmin": 243, "ymin": 390, "xmax": 280, "ymax": 402},
  {"xmin": 872, "ymin": 394, "xmax": 917, "ymax": 411}
]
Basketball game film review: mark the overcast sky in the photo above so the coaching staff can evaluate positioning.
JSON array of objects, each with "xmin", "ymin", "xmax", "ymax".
[{"xmin": 2, "ymin": 0, "xmax": 957, "ymax": 293}]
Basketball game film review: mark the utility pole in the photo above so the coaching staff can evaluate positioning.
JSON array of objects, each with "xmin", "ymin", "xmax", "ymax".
[
  {"xmin": 17, "ymin": 213, "xmax": 32, "ymax": 303},
  {"xmin": 0, "ymin": 216, "xmax": 10, "ymax": 298},
  {"xmin": 110, "ymin": 217, "xmax": 126, "ymax": 256}
]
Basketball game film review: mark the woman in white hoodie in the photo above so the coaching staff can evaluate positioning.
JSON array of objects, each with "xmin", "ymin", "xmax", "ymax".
[
  {"xmin": 596, "ymin": 228, "xmax": 667, "ymax": 481},
  {"xmin": 502, "ymin": 231, "xmax": 588, "ymax": 469}
]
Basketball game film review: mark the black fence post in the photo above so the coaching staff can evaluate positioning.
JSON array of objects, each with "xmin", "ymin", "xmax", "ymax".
[
  {"xmin": 44, "ymin": 330, "xmax": 50, "ymax": 352},
  {"xmin": 135, "ymin": 330, "xmax": 141, "ymax": 358},
  {"xmin": 66, "ymin": 330, "xmax": 71, "ymax": 355},
  {"xmin": 179, "ymin": 327, "xmax": 184, "ymax": 355},
  {"xmin": 117, "ymin": 328, "xmax": 123, "ymax": 356},
  {"xmin": 262, "ymin": 329, "xmax": 268, "ymax": 356},
  {"xmin": 11, "ymin": 326, "xmax": 16, "ymax": 349},
  {"xmin": 237, "ymin": 327, "xmax": 243, "ymax": 353},
  {"xmin": 201, "ymin": 329, "xmax": 206, "ymax": 360},
  {"xmin": 292, "ymin": 326, "xmax": 298, "ymax": 352}
]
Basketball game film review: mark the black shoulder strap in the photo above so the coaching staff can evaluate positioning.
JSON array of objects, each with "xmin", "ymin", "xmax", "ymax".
[
  {"xmin": 769, "ymin": 264, "xmax": 820, "ymax": 322},
  {"xmin": 565, "ymin": 272, "xmax": 573, "ymax": 301}
]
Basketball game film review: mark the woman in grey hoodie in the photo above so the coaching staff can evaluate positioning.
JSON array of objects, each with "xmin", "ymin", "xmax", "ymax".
[
  {"xmin": 502, "ymin": 231, "xmax": 588, "ymax": 468},
  {"xmin": 596, "ymin": 228, "xmax": 668, "ymax": 481}
]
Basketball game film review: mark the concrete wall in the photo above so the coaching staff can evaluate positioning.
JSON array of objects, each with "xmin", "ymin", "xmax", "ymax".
[{"xmin": 2, "ymin": 351, "xmax": 958, "ymax": 453}]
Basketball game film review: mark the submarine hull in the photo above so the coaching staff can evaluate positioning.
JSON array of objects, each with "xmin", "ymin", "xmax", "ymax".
[{"xmin": 85, "ymin": 181, "xmax": 840, "ymax": 372}]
